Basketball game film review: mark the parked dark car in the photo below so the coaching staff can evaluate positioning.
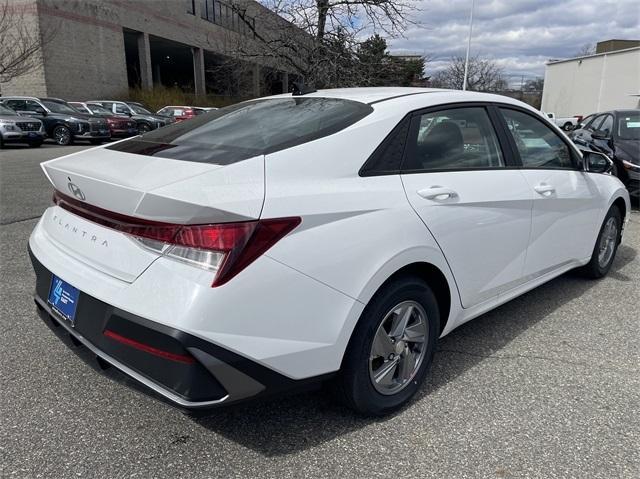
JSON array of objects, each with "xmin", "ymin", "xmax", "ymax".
[
  {"xmin": 0, "ymin": 97, "xmax": 110, "ymax": 146},
  {"xmin": 70, "ymin": 102, "xmax": 138, "ymax": 138},
  {"xmin": 156, "ymin": 105, "xmax": 208, "ymax": 122},
  {"xmin": 0, "ymin": 103, "xmax": 46, "ymax": 148},
  {"xmin": 571, "ymin": 109, "xmax": 640, "ymax": 197},
  {"xmin": 88, "ymin": 100, "xmax": 173, "ymax": 132}
]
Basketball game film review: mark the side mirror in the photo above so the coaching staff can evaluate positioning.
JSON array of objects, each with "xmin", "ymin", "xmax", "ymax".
[
  {"xmin": 591, "ymin": 129, "xmax": 610, "ymax": 140},
  {"xmin": 581, "ymin": 149, "xmax": 613, "ymax": 174}
]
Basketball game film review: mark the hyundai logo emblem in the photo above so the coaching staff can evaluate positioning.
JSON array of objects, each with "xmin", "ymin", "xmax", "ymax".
[{"xmin": 67, "ymin": 182, "xmax": 86, "ymax": 201}]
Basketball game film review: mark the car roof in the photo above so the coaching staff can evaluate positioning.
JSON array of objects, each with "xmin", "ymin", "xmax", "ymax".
[
  {"xmin": 0, "ymin": 96, "xmax": 39, "ymax": 100},
  {"xmin": 261, "ymin": 87, "xmax": 528, "ymax": 110},
  {"xmin": 161, "ymin": 105, "xmax": 198, "ymax": 108}
]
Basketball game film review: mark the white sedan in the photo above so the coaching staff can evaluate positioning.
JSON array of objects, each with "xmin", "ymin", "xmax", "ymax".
[{"xmin": 29, "ymin": 88, "xmax": 629, "ymax": 415}]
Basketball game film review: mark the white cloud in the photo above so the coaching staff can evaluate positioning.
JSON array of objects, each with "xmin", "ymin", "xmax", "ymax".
[{"xmin": 388, "ymin": 0, "xmax": 640, "ymax": 81}]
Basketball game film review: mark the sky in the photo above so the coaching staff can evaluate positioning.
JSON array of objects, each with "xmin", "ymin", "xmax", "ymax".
[{"xmin": 388, "ymin": 0, "xmax": 640, "ymax": 86}]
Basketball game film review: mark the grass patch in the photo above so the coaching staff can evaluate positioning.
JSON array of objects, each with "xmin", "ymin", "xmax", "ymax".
[{"xmin": 121, "ymin": 87, "xmax": 252, "ymax": 112}]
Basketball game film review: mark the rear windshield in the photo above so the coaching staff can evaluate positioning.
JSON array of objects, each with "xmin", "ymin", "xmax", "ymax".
[{"xmin": 107, "ymin": 98, "xmax": 373, "ymax": 164}]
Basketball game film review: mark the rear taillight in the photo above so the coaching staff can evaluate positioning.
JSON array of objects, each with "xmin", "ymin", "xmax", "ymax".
[{"xmin": 53, "ymin": 190, "xmax": 300, "ymax": 286}]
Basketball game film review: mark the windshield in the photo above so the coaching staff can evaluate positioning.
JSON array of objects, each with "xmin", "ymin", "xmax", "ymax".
[
  {"xmin": 618, "ymin": 112, "xmax": 640, "ymax": 140},
  {"xmin": 0, "ymin": 104, "xmax": 17, "ymax": 116},
  {"xmin": 41, "ymin": 100, "xmax": 79, "ymax": 114},
  {"xmin": 108, "ymin": 98, "xmax": 373, "ymax": 164},
  {"xmin": 87, "ymin": 104, "xmax": 112, "ymax": 115},
  {"xmin": 128, "ymin": 103, "xmax": 152, "ymax": 115}
]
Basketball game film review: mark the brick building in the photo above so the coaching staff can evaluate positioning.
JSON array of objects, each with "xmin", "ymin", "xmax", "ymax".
[{"xmin": 3, "ymin": 0, "xmax": 303, "ymax": 100}]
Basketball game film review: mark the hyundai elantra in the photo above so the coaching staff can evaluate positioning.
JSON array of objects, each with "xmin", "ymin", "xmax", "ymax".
[{"xmin": 29, "ymin": 88, "xmax": 630, "ymax": 415}]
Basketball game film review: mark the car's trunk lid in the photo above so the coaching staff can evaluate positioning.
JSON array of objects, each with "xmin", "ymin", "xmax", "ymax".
[{"xmin": 40, "ymin": 147, "xmax": 265, "ymax": 282}]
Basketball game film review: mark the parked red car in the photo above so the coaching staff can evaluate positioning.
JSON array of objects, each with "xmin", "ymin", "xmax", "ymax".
[
  {"xmin": 70, "ymin": 102, "xmax": 138, "ymax": 138},
  {"xmin": 156, "ymin": 105, "xmax": 210, "ymax": 122}
]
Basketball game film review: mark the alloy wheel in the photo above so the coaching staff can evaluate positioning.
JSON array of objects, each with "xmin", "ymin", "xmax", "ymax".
[
  {"xmin": 598, "ymin": 216, "xmax": 618, "ymax": 267},
  {"xmin": 369, "ymin": 300, "xmax": 428, "ymax": 395},
  {"xmin": 54, "ymin": 126, "xmax": 71, "ymax": 145}
]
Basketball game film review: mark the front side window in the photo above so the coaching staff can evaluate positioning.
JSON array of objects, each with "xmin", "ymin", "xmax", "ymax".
[
  {"xmin": 114, "ymin": 103, "xmax": 129, "ymax": 114},
  {"xmin": 598, "ymin": 115, "xmax": 614, "ymax": 136},
  {"xmin": 501, "ymin": 108, "xmax": 574, "ymax": 169},
  {"xmin": 25, "ymin": 100, "xmax": 45, "ymax": 112},
  {"xmin": 108, "ymin": 98, "xmax": 373, "ymax": 164},
  {"xmin": 128, "ymin": 103, "xmax": 152, "ymax": 115},
  {"xmin": 403, "ymin": 107, "xmax": 504, "ymax": 172},
  {"xmin": 87, "ymin": 104, "xmax": 111, "ymax": 115},
  {"xmin": 588, "ymin": 114, "xmax": 606, "ymax": 132},
  {"xmin": 40, "ymin": 100, "xmax": 77, "ymax": 114}
]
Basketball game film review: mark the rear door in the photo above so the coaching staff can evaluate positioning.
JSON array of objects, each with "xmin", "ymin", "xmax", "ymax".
[
  {"xmin": 401, "ymin": 104, "xmax": 533, "ymax": 308},
  {"xmin": 498, "ymin": 107, "xmax": 602, "ymax": 277}
]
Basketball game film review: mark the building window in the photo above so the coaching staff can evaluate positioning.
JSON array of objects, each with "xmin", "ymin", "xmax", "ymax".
[
  {"xmin": 200, "ymin": 0, "xmax": 255, "ymax": 37},
  {"xmin": 187, "ymin": 0, "xmax": 195, "ymax": 15}
]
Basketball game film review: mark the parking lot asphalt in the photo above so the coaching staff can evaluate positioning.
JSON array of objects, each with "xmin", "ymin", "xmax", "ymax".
[{"xmin": 1, "ymin": 144, "xmax": 639, "ymax": 479}]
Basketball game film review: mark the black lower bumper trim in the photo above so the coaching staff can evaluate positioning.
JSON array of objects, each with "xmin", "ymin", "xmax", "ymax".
[{"xmin": 29, "ymin": 246, "xmax": 332, "ymax": 409}]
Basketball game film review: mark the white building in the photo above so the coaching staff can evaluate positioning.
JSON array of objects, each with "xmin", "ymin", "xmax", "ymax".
[{"xmin": 541, "ymin": 43, "xmax": 640, "ymax": 117}]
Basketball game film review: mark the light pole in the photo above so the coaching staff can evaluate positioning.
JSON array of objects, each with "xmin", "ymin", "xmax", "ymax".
[{"xmin": 462, "ymin": 0, "xmax": 475, "ymax": 91}]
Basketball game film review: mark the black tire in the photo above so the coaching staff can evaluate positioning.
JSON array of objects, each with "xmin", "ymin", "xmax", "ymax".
[
  {"xmin": 335, "ymin": 275, "xmax": 439, "ymax": 416},
  {"xmin": 562, "ymin": 122, "xmax": 572, "ymax": 131},
  {"xmin": 0, "ymin": 136, "xmax": 4, "ymax": 149},
  {"xmin": 580, "ymin": 205, "xmax": 622, "ymax": 279},
  {"xmin": 53, "ymin": 125, "xmax": 73, "ymax": 146},
  {"xmin": 28, "ymin": 140, "xmax": 43, "ymax": 148},
  {"xmin": 138, "ymin": 123, "xmax": 151, "ymax": 133}
]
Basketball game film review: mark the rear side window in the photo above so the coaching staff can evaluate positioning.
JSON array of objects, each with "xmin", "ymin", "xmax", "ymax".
[
  {"xmin": 501, "ymin": 108, "xmax": 574, "ymax": 169},
  {"xmin": 108, "ymin": 98, "xmax": 373, "ymax": 164},
  {"xmin": 403, "ymin": 107, "xmax": 504, "ymax": 172},
  {"xmin": 360, "ymin": 117, "xmax": 411, "ymax": 175}
]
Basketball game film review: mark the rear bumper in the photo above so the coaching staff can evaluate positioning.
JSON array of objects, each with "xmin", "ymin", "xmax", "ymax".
[{"xmin": 29, "ymin": 247, "xmax": 322, "ymax": 409}]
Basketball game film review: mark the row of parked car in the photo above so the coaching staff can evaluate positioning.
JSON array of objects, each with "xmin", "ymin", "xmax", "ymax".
[
  {"xmin": 0, "ymin": 96, "xmax": 216, "ymax": 148},
  {"xmin": 567, "ymin": 109, "xmax": 639, "ymax": 197}
]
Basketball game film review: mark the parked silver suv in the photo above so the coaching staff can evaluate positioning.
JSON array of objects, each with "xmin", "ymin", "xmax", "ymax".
[{"xmin": 0, "ymin": 103, "xmax": 45, "ymax": 148}]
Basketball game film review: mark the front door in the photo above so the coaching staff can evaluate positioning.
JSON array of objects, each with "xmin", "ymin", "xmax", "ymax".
[{"xmin": 498, "ymin": 107, "xmax": 602, "ymax": 278}]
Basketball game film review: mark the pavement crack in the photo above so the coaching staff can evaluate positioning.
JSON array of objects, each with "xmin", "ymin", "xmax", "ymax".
[{"xmin": 0, "ymin": 216, "xmax": 41, "ymax": 226}]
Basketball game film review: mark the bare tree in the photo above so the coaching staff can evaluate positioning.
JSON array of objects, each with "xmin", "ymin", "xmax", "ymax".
[
  {"xmin": 224, "ymin": 0, "xmax": 421, "ymax": 89},
  {"xmin": 430, "ymin": 55, "xmax": 507, "ymax": 92},
  {"xmin": 0, "ymin": 1, "xmax": 56, "ymax": 84},
  {"xmin": 575, "ymin": 43, "xmax": 595, "ymax": 57},
  {"xmin": 261, "ymin": 0, "xmax": 419, "ymax": 41}
]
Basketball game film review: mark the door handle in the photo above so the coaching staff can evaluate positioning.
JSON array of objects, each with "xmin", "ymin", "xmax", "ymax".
[
  {"xmin": 534, "ymin": 183, "xmax": 556, "ymax": 196},
  {"xmin": 417, "ymin": 186, "xmax": 458, "ymax": 200}
]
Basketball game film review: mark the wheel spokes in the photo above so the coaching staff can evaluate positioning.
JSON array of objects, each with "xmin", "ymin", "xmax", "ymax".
[
  {"xmin": 371, "ymin": 328, "xmax": 395, "ymax": 358},
  {"xmin": 403, "ymin": 321, "xmax": 426, "ymax": 343},
  {"xmin": 398, "ymin": 348, "xmax": 417, "ymax": 381},
  {"xmin": 373, "ymin": 358, "xmax": 400, "ymax": 386},
  {"xmin": 389, "ymin": 303, "xmax": 414, "ymax": 338}
]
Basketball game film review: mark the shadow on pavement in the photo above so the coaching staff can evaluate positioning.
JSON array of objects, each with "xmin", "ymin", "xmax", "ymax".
[{"xmin": 193, "ymin": 244, "xmax": 636, "ymax": 456}]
